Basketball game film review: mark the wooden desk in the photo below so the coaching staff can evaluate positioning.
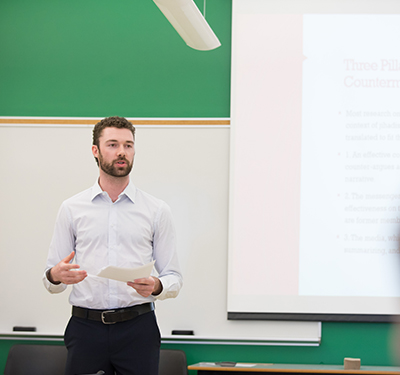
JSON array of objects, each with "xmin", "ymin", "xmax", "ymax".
[{"xmin": 188, "ymin": 363, "xmax": 400, "ymax": 375}]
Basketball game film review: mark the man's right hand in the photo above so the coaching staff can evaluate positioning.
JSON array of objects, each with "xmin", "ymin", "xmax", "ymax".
[{"xmin": 48, "ymin": 251, "xmax": 87, "ymax": 285}]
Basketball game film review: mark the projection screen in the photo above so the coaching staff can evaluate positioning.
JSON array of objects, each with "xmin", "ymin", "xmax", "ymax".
[{"xmin": 228, "ymin": 0, "xmax": 400, "ymax": 322}]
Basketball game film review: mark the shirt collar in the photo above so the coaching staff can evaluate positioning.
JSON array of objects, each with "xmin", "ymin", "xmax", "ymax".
[
  {"xmin": 91, "ymin": 179, "xmax": 136, "ymax": 203},
  {"xmin": 122, "ymin": 181, "xmax": 136, "ymax": 203},
  {"xmin": 91, "ymin": 180, "xmax": 103, "ymax": 201}
]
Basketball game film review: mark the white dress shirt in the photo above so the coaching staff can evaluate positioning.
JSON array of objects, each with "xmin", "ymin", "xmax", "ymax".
[{"xmin": 43, "ymin": 180, "xmax": 183, "ymax": 310}]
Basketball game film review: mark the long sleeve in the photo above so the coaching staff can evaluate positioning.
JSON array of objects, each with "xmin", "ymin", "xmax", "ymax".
[
  {"xmin": 152, "ymin": 201, "xmax": 183, "ymax": 300},
  {"xmin": 42, "ymin": 201, "xmax": 75, "ymax": 294}
]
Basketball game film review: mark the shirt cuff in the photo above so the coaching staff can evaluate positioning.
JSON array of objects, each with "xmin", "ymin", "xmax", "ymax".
[
  {"xmin": 154, "ymin": 275, "xmax": 182, "ymax": 300},
  {"xmin": 42, "ymin": 269, "xmax": 67, "ymax": 294}
]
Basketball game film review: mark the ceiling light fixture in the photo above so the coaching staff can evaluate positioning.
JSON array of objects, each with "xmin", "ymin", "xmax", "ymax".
[{"xmin": 153, "ymin": 0, "xmax": 221, "ymax": 51}]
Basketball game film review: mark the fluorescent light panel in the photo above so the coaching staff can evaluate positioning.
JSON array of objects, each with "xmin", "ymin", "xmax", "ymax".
[{"xmin": 153, "ymin": 0, "xmax": 221, "ymax": 51}]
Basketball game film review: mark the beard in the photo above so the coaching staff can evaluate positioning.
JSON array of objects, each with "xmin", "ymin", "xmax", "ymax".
[{"xmin": 98, "ymin": 152, "xmax": 133, "ymax": 178}]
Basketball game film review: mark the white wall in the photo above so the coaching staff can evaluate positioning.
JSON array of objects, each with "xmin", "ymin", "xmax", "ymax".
[{"xmin": 0, "ymin": 120, "xmax": 319, "ymax": 342}]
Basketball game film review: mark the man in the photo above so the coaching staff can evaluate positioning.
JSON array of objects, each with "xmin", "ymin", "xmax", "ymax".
[{"xmin": 43, "ymin": 116, "xmax": 183, "ymax": 375}]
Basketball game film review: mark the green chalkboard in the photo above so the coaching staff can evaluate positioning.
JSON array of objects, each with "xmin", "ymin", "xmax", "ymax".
[{"xmin": 0, "ymin": 0, "xmax": 231, "ymax": 118}]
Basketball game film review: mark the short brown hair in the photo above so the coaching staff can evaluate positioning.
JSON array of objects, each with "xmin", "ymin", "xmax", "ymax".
[
  {"xmin": 92, "ymin": 116, "xmax": 136, "ymax": 165},
  {"xmin": 93, "ymin": 116, "xmax": 135, "ymax": 147}
]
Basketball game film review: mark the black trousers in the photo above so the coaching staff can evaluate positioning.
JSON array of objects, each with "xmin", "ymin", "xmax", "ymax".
[{"xmin": 64, "ymin": 311, "xmax": 161, "ymax": 375}]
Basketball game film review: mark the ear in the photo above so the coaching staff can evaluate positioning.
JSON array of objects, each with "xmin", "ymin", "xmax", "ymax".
[{"xmin": 92, "ymin": 145, "xmax": 99, "ymax": 158}]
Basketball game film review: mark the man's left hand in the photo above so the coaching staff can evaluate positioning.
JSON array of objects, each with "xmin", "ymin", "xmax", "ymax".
[{"xmin": 127, "ymin": 276, "xmax": 163, "ymax": 297}]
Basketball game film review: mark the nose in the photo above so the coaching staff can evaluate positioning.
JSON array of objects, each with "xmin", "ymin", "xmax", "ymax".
[{"xmin": 117, "ymin": 145, "xmax": 125, "ymax": 156}]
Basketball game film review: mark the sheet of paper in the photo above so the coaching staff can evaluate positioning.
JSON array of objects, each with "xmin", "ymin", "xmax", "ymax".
[{"xmin": 96, "ymin": 261, "xmax": 155, "ymax": 283}]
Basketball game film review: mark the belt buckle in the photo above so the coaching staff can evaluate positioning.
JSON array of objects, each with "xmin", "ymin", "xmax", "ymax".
[{"xmin": 101, "ymin": 310, "xmax": 116, "ymax": 324}]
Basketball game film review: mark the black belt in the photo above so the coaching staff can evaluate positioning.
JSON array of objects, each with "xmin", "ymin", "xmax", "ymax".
[{"xmin": 72, "ymin": 303, "xmax": 154, "ymax": 324}]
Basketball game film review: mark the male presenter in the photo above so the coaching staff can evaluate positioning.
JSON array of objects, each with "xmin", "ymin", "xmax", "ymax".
[{"xmin": 43, "ymin": 116, "xmax": 183, "ymax": 375}]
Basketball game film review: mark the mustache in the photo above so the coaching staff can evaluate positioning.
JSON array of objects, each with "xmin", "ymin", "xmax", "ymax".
[{"xmin": 114, "ymin": 157, "xmax": 129, "ymax": 163}]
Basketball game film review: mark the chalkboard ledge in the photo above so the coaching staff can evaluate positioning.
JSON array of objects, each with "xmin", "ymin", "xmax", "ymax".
[
  {"xmin": 161, "ymin": 335, "xmax": 320, "ymax": 346},
  {"xmin": 0, "ymin": 333, "xmax": 320, "ymax": 347}
]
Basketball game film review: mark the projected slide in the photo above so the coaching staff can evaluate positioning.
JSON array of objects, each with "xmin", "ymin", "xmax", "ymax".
[
  {"xmin": 300, "ymin": 15, "xmax": 400, "ymax": 298},
  {"xmin": 229, "ymin": 1, "xmax": 400, "ymax": 320}
]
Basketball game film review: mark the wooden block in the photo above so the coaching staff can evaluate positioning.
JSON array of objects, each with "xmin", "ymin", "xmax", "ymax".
[{"xmin": 344, "ymin": 358, "xmax": 361, "ymax": 370}]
